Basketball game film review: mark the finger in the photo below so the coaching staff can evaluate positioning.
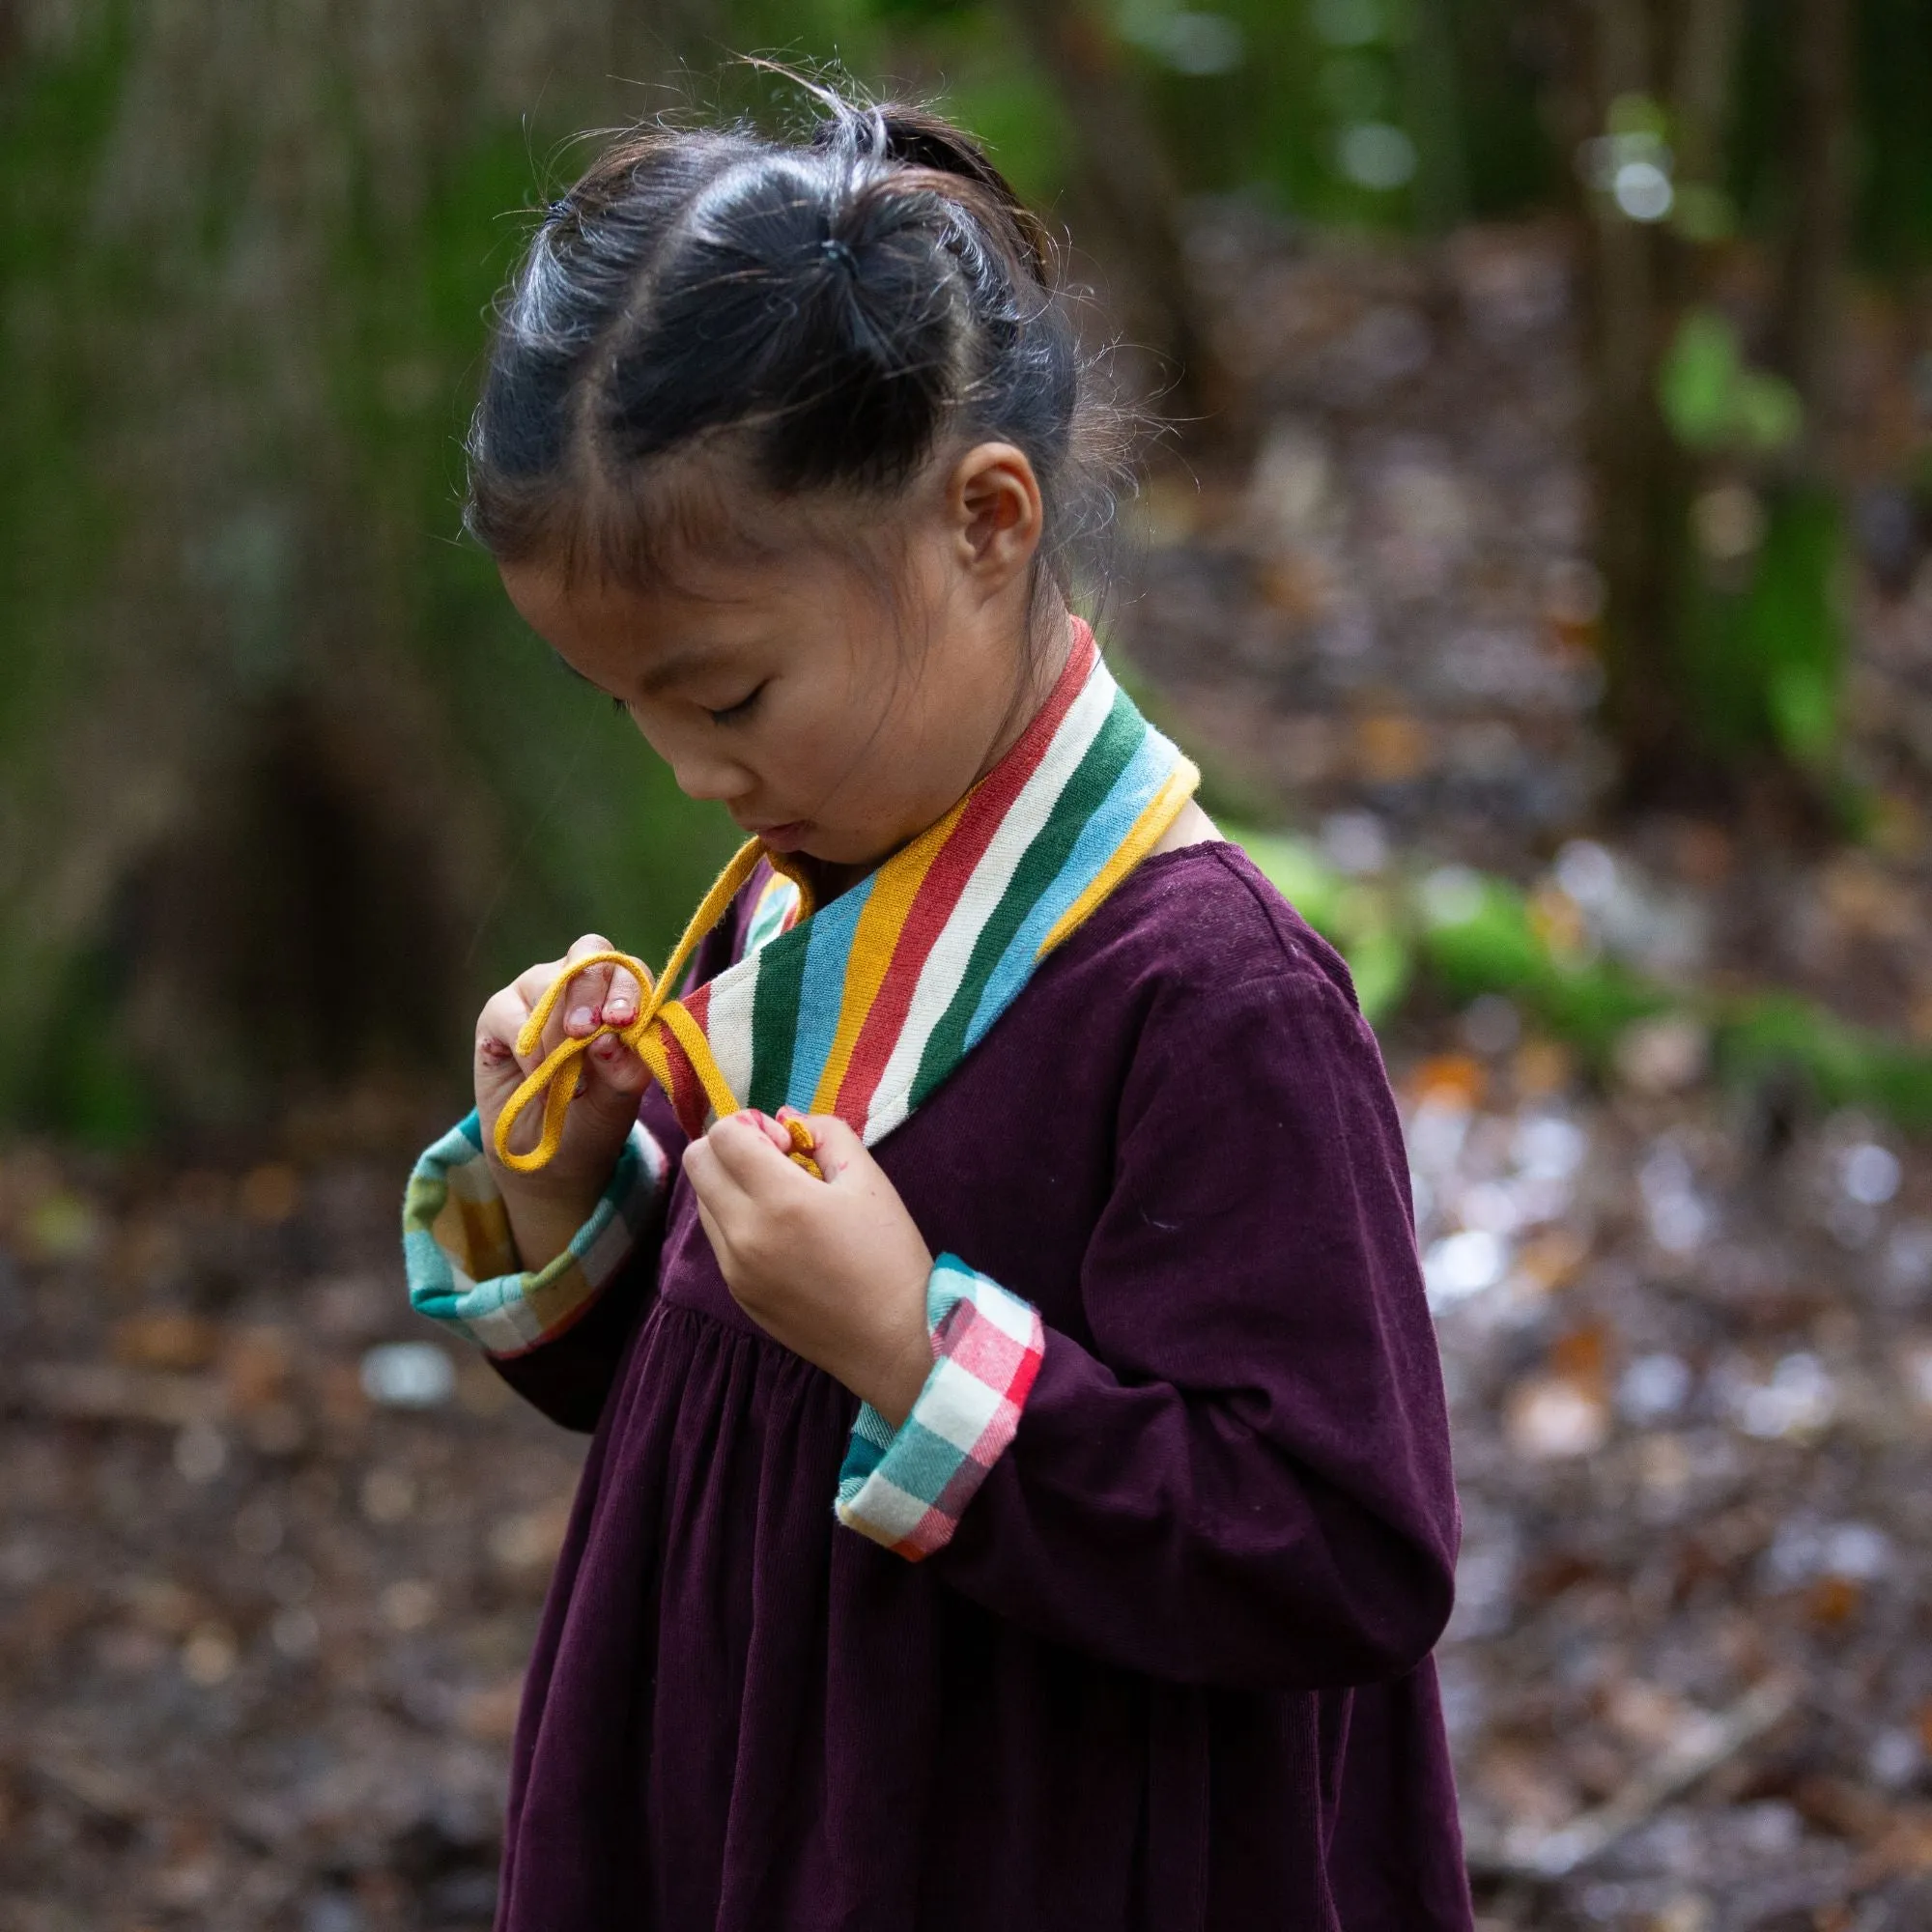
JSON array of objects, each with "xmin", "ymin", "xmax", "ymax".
[
  {"xmin": 680, "ymin": 1135, "xmax": 749, "ymax": 1225},
  {"xmin": 783, "ymin": 1110, "xmax": 865, "ymax": 1182},
  {"xmin": 690, "ymin": 1188, "xmax": 731, "ymax": 1274},
  {"xmin": 479, "ymin": 984, "xmax": 545, "ymax": 1081},
  {"xmin": 599, "ymin": 955, "xmax": 644, "ymax": 1029},
  {"xmin": 560, "ymin": 932, "xmax": 620, "ymax": 1039},
  {"xmin": 473, "ymin": 1024, "xmax": 526, "ymax": 1116},
  {"xmin": 733, "ymin": 1109, "xmax": 795, "ymax": 1155},
  {"xmin": 504, "ymin": 939, "xmax": 625, "ymax": 1066},
  {"xmin": 584, "ymin": 1030, "xmax": 649, "ymax": 1097},
  {"xmin": 704, "ymin": 1112, "xmax": 798, "ymax": 1190}
]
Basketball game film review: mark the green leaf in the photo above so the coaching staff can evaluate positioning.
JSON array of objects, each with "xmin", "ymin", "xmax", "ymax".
[
  {"xmin": 1735, "ymin": 372, "xmax": 1804, "ymax": 452},
  {"xmin": 1417, "ymin": 875, "xmax": 1546, "ymax": 994},
  {"xmin": 1607, "ymin": 91, "xmax": 1669, "ymax": 140},
  {"xmin": 1745, "ymin": 483, "xmax": 1845, "ymax": 766},
  {"xmin": 1660, "ymin": 309, "xmax": 1744, "ymax": 449},
  {"xmin": 1767, "ymin": 665, "xmax": 1835, "ymax": 760}
]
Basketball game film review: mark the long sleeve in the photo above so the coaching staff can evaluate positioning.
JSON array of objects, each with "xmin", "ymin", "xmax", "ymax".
[
  {"xmin": 912, "ymin": 939, "xmax": 1462, "ymax": 1692},
  {"xmin": 400, "ymin": 1077, "xmax": 689, "ymax": 1430}
]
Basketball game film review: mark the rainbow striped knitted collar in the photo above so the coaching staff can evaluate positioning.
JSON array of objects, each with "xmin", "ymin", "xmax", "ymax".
[{"xmin": 494, "ymin": 615, "xmax": 1198, "ymax": 1165}]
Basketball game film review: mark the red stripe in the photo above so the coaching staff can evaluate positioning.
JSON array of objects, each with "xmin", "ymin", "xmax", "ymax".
[
  {"xmin": 836, "ymin": 617, "xmax": 1099, "ymax": 1120},
  {"xmin": 662, "ymin": 982, "xmax": 712, "ymax": 1138}
]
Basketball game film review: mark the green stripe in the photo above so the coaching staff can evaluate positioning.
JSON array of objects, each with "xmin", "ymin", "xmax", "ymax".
[
  {"xmin": 909, "ymin": 691, "xmax": 1146, "ymax": 1109},
  {"xmin": 746, "ymin": 925, "xmax": 811, "ymax": 1114}
]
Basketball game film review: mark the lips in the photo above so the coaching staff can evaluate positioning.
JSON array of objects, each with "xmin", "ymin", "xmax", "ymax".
[{"xmin": 743, "ymin": 819, "xmax": 810, "ymax": 852}]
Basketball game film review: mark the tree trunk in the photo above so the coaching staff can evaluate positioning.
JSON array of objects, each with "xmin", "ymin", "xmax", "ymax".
[
  {"xmin": 1579, "ymin": 0, "xmax": 1702, "ymax": 801},
  {"xmin": 1773, "ymin": 0, "xmax": 1853, "ymax": 462},
  {"xmin": 1574, "ymin": 0, "xmax": 1849, "ymax": 818}
]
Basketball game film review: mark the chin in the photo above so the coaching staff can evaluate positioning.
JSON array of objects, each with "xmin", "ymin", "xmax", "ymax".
[{"xmin": 794, "ymin": 829, "xmax": 895, "ymax": 871}]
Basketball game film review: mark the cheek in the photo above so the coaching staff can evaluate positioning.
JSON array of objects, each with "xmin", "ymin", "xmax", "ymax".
[{"xmin": 784, "ymin": 671, "xmax": 906, "ymax": 792}]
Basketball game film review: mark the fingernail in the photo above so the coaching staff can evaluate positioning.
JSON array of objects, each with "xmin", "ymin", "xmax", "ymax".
[{"xmin": 568, "ymin": 1006, "xmax": 593, "ymax": 1032}]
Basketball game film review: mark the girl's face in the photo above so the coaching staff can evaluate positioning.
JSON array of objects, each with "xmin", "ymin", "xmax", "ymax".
[{"xmin": 499, "ymin": 441, "xmax": 1061, "ymax": 881}]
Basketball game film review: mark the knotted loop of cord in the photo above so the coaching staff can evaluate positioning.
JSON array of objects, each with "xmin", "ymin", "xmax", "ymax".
[{"xmin": 490, "ymin": 838, "xmax": 822, "ymax": 1180}]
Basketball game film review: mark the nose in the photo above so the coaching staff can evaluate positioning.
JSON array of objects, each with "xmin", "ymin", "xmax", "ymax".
[{"xmin": 665, "ymin": 744, "xmax": 755, "ymax": 808}]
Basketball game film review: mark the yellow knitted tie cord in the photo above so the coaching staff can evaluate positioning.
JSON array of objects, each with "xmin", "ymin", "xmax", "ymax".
[{"xmin": 490, "ymin": 837, "xmax": 823, "ymax": 1180}]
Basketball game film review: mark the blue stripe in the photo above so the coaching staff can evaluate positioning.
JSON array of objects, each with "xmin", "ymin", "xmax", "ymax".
[
  {"xmin": 784, "ymin": 869, "xmax": 879, "ymax": 1109},
  {"xmin": 962, "ymin": 736, "xmax": 1170, "ymax": 1049},
  {"xmin": 744, "ymin": 873, "xmax": 800, "ymax": 954}
]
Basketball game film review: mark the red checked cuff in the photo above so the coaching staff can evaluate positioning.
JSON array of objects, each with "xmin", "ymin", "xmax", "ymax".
[{"xmin": 833, "ymin": 1253, "xmax": 1045, "ymax": 1560}]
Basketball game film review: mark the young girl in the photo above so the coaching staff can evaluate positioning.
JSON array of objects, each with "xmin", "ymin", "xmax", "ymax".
[{"xmin": 402, "ymin": 78, "xmax": 1473, "ymax": 1931}]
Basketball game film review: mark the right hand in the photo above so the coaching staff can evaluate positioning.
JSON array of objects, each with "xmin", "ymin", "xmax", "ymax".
[{"xmin": 474, "ymin": 934, "xmax": 654, "ymax": 1267}]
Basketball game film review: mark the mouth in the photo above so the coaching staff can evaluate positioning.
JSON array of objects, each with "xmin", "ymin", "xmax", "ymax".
[{"xmin": 739, "ymin": 818, "xmax": 812, "ymax": 852}]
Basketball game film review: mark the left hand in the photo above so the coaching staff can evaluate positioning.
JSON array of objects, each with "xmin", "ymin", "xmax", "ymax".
[{"xmin": 681, "ymin": 1108, "xmax": 934, "ymax": 1427}]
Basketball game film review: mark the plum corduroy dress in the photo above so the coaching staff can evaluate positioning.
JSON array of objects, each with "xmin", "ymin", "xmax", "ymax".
[{"xmin": 401, "ymin": 619, "xmax": 1475, "ymax": 1930}]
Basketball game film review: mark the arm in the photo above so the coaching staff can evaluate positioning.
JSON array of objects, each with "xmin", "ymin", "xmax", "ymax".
[
  {"xmin": 400, "ymin": 1078, "xmax": 687, "ymax": 1431},
  {"xmin": 841, "ymin": 941, "xmax": 1461, "ymax": 1691}
]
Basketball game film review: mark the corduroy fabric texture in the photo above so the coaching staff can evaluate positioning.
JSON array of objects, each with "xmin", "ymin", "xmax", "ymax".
[{"xmin": 469, "ymin": 842, "xmax": 1474, "ymax": 1931}]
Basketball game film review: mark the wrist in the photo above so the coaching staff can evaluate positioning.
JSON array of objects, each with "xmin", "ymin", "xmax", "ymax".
[
  {"xmin": 862, "ymin": 1321, "xmax": 935, "ymax": 1430},
  {"xmin": 497, "ymin": 1181, "xmax": 605, "ymax": 1275},
  {"xmin": 483, "ymin": 1148, "xmax": 608, "ymax": 1271},
  {"xmin": 852, "ymin": 1302, "xmax": 935, "ymax": 1430}
]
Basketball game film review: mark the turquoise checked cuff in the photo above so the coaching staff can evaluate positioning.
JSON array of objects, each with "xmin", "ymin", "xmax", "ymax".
[
  {"xmin": 402, "ymin": 1110, "xmax": 668, "ymax": 1358},
  {"xmin": 835, "ymin": 1254, "xmax": 1046, "ymax": 1560}
]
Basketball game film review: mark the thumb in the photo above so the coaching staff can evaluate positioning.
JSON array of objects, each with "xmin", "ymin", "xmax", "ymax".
[
  {"xmin": 575, "ymin": 1032, "xmax": 652, "ymax": 1130},
  {"xmin": 781, "ymin": 1108, "xmax": 866, "ymax": 1183}
]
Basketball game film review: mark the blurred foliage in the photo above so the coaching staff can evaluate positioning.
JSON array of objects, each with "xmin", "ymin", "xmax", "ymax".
[
  {"xmin": 1231, "ymin": 826, "xmax": 1932, "ymax": 1133},
  {"xmin": 1677, "ymin": 481, "xmax": 1850, "ymax": 775},
  {"xmin": 1659, "ymin": 311, "xmax": 1804, "ymax": 458}
]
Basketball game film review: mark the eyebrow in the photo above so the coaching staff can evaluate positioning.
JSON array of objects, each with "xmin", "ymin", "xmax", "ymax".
[
  {"xmin": 548, "ymin": 645, "xmax": 726, "ymax": 699},
  {"xmin": 637, "ymin": 644, "xmax": 729, "ymax": 696}
]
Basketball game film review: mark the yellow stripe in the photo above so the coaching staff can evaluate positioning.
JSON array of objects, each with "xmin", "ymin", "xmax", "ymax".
[
  {"xmin": 809, "ymin": 796, "xmax": 969, "ymax": 1115},
  {"xmin": 1037, "ymin": 757, "xmax": 1201, "ymax": 958},
  {"xmin": 431, "ymin": 1188, "xmax": 515, "ymax": 1281}
]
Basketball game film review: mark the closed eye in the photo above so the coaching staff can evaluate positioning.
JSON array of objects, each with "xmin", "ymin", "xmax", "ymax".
[{"xmin": 707, "ymin": 683, "xmax": 766, "ymax": 726}]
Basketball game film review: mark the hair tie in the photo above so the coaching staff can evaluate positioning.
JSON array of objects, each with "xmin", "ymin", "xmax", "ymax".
[
  {"xmin": 819, "ymin": 237, "xmax": 859, "ymax": 276},
  {"xmin": 544, "ymin": 197, "xmax": 574, "ymax": 225}
]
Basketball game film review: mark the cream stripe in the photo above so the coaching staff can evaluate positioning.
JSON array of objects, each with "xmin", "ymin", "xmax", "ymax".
[{"xmin": 696, "ymin": 952, "xmax": 761, "ymax": 1112}]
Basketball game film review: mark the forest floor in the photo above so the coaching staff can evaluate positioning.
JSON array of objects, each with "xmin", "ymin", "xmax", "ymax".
[{"xmin": 4, "ymin": 217, "xmax": 1932, "ymax": 1932}]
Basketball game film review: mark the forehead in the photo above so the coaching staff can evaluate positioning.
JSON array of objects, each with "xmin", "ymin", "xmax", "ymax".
[
  {"xmin": 498, "ymin": 542, "xmax": 890, "ymax": 698},
  {"xmin": 498, "ymin": 490, "xmax": 917, "ymax": 665}
]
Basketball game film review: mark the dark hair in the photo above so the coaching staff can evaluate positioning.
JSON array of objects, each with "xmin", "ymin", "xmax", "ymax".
[{"xmin": 461, "ymin": 70, "xmax": 1134, "ymax": 653}]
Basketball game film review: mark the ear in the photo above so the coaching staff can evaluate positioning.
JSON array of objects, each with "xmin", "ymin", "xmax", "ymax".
[{"xmin": 946, "ymin": 441, "xmax": 1043, "ymax": 592}]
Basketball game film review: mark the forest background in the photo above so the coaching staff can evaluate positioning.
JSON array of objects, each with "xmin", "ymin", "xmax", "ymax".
[{"xmin": 5, "ymin": 3, "xmax": 1932, "ymax": 1929}]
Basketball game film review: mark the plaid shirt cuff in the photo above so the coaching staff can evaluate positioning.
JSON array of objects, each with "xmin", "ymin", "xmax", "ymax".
[
  {"xmin": 834, "ymin": 1253, "xmax": 1046, "ymax": 1560},
  {"xmin": 401, "ymin": 1108, "xmax": 668, "ymax": 1359}
]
